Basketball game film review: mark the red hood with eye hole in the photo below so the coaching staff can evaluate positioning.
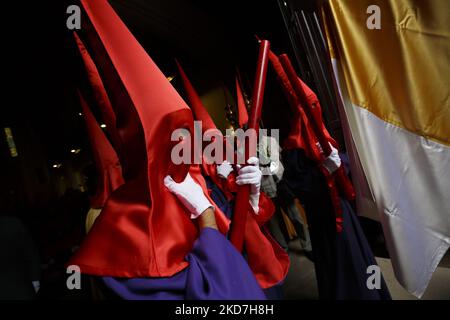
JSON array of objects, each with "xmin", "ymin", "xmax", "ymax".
[{"xmin": 68, "ymin": 0, "xmax": 229, "ymax": 278}]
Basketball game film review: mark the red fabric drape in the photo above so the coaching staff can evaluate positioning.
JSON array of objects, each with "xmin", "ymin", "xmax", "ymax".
[
  {"xmin": 77, "ymin": 91, "xmax": 124, "ymax": 208},
  {"xmin": 69, "ymin": 0, "xmax": 229, "ymax": 278},
  {"xmin": 235, "ymin": 76, "xmax": 249, "ymax": 127},
  {"xmin": 175, "ymin": 60, "xmax": 216, "ymax": 132}
]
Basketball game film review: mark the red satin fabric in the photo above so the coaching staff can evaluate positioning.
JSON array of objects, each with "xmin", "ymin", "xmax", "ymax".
[
  {"xmin": 245, "ymin": 216, "xmax": 290, "ymax": 288},
  {"xmin": 69, "ymin": 0, "xmax": 229, "ymax": 277},
  {"xmin": 206, "ymin": 164, "xmax": 290, "ymax": 289},
  {"xmin": 235, "ymin": 76, "xmax": 249, "ymax": 127},
  {"xmin": 244, "ymin": 191, "xmax": 290, "ymax": 288},
  {"xmin": 74, "ymin": 32, "xmax": 121, "ymax": 151},
  {"xmin": 268, "ymin": 52, "xmax": 307, "ymax": 151},
  {"xmin": 72, "ymin": 0, "xmax": 287, "ymax": 285},
  {"xmin": 77, "ymin": 92, "xmax": 124, "ymax": 208},
  {"xmin": 175, "ymin": 60, "xmax": 216, "ymax": 131},
  {"xmin": 71, "ymin": 163, "xmax": 229, "ymax": 277}
]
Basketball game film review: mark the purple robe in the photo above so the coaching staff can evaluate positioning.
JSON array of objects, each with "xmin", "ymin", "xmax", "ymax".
[{"xmin": 102, "ymin": 227, "xmax": 266, "ymax": 300}]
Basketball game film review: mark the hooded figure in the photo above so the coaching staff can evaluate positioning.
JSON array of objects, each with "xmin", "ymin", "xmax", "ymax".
[
  {"xmin": 74, "ymin": 32, "xmax": 121, "ymax": 152},
  {"xmin": 268, "ymin": 50, "xmax": 390, "ymax": 300},
  {"xmin": 235, "ymin": 75, "xmax": 249, "ymax": 128},
  {"xmin": 69, "ymin": 0, "xmax": 265, "ymax": 300},
  {"xmin": 76, "ymin": 91, "xmax": 124, "ymax": 232},
  {"xmin": 69, "ymin": 0, "xmax": 230, "ymax": 278},
  {"xmin": 74, "ymin": 31, "xmax": 125, "ymax": 233},
  {"xmin": 175, "ymin": 61, "xmax": 289, "ymax": 290}
]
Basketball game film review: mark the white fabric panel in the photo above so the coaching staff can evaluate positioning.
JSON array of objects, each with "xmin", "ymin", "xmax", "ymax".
[{"xmin": 332, "ymin": 59, "xmax": 450, "ymax": 298}]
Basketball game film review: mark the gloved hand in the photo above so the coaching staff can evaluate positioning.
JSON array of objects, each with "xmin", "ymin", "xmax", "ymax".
[
  {"xmin": 32, "ymin": 281, "xmax": 40, "ymax": 294},
  {"xmin": 259, "ymin": 135, "xmax": 284, "ymax": 179},
  {"xmin": 322, "ymin": 143, "xmax": 341, "ymax": 174},
  {"xmin": 269, "ymin": 160, "xmax": 284, "ymax": 180},
  {"xmin": 236, "ymin": 157, "xmax": 262, "ymax": 214},
  {"xmin": 164, "ymin": 173, "xmax": 214, "ymax": 219},
  {"xmin": 217, "ymin": 160, "xmax": 233, "ymax": 179}
]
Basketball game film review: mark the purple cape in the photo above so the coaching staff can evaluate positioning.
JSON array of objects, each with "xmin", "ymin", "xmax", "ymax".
[{"xmin": 102, "ymin": 227, "xmax": 266, "ymax": 300}]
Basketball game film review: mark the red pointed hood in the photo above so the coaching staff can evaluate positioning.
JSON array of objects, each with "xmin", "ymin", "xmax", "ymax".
[
  {"xmin": 175, "ymin": 60, "xmax": 216, "ymax": 131},
  {"xmin": 235, "ymin": 75, "xmax": 249, "ymax": 128},
  {"xmin": 74, "ymin": 32, "xmax": 121, "ymax": 152},
  {"xmin": 77, "ymin": 91, "xmax": 124, "ymax": 208},
  {"xmin": 69, "ymin": 0, "xmax": 229, "ymax": 278}
]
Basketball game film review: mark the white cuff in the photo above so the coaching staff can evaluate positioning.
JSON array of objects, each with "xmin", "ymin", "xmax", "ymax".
[{"xmin": 249, "ymin": 192, "xmax": 260, "ymax": 215}]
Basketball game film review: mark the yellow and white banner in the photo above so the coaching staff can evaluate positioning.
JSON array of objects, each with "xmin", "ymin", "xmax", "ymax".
[{"xmin": 321, "ymin": 0, "xmax": 450, "ymax": 297}]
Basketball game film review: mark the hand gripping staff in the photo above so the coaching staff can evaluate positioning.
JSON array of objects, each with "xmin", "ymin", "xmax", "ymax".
[
  {"xmin": 229, "ymin": 40, "xmax": 271, "ymax": 251},
  {"xmin": 278, "ymin": 54, "xmax": 355, "ymax": 232}
]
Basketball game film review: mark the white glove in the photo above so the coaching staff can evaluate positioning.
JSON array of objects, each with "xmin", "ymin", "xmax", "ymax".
[
  {"xmin": 269, "ymin": 161, "xmax": 279, "ymax": 175},
  {"xmin": 32, "ymin": 281, "xmax": 40, "ymax": 294},
  {"xmin": 322, "ymin": 143, "xmax": 341, "ymax": 174},
  {"xmin": 259, "ymin": 135, "xmax": 284, "ymax": 179},
  {"xmin": 164, "ymin": 173, "xmax": 214, "ymax": 219},
  {"xmin": 236, "ymin": 157, "xmax": 261, "ymax": 214},
  {"xmin": 217, "ymin": 160, "xmax": 233, "ymax": 179}
]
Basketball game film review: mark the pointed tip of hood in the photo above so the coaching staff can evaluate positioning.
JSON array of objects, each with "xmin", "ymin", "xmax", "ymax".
[{"xmin": 175, "ymin": 59, "xmax": 217, "ymax": 131}]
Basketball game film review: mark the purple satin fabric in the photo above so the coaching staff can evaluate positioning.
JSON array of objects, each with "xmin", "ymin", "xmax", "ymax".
[{"xmin": 102, "ymin": 228, "xmax": 266, "ymax": 300}]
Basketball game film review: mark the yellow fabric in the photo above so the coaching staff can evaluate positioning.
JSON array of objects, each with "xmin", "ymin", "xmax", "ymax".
[
  {"xmin": 321, "ymin": 0, "xmax": 450, "ymax": 297},
  {"xmin": 294, "ymin": 199, "xmax": 308, "ymax": 227},
  {"xmin": 322, "ymin": 0, "xmax": 450, "ymax": 146},
  {"xmin": 85, "ymin": 208, "xmax": 102, "ymax": 234},
  {"xmin": 280, "ymin": 208, "xmax": 298, "ymax": 239}
]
